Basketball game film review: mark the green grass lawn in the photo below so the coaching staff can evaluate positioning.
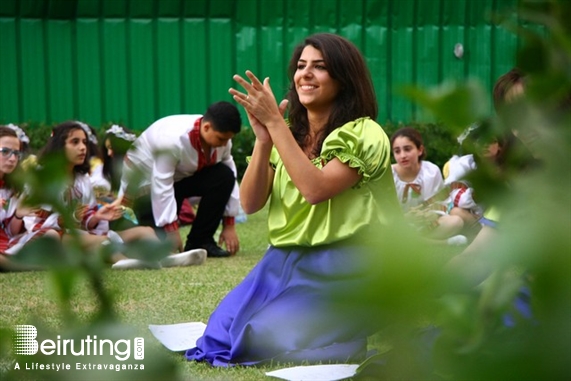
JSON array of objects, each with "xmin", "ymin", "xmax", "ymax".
[
  {"xmin": 0, "ymin": 207, "xmax": 293, "ymax": 380},
  {"xmin": 0, "ymin": 205, "xmax": 464, "ymax": 381}
]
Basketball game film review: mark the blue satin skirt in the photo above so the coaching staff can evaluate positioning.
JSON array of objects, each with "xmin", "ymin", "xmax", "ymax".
[{"xmin": 185, "ymin": 243, "xmax": 377, "ymax": 366}]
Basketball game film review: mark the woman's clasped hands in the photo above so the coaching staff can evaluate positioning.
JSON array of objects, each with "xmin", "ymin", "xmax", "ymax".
[{"xmin": 229, "ymin": 71, "xmax": 288, "ymax": 141}]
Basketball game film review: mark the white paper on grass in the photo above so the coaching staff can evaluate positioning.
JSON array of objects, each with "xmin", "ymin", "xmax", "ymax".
[
  {"xmin": 265, "ymin": 364, "xmax": 359, "ymax": 381},
  {"xmin": 150, "ymin": 323, "xmax": 358, "ymax": 381},
  {"xmin": 148, "ymin": 322, "xmax": 206, "ymax": 352}
]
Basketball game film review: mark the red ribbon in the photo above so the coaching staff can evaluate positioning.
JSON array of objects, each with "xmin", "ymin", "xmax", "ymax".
[{"xmin": 402, "ymin": 183, "xmax": 421, "ymax": 203}]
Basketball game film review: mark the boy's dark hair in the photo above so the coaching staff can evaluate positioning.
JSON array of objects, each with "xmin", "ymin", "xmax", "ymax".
[
  {"xmin": 390, "ymin": 127, "xmax": 426, "ymax": 161},
  {"xmin": 40, "ymin": 121, "xmax": 91, "ymax": 175},
  {"xmin": 203, "ymin": 101, "xmax": 242, "ymax": 134}
]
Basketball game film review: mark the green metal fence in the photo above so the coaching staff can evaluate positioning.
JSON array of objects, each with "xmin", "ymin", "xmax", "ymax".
[{"xmin": 0, "ymin": 0, "xmax": 525, "ymax": 129}]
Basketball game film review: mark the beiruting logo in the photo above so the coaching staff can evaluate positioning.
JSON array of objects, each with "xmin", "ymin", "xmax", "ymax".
[
  {"xmin": 13, "ymin": 325, "xmax": 145, "ymax": 372},
  {"xmin": 14, "ymin": 325, "xmax": 38, "ymax": 355}
]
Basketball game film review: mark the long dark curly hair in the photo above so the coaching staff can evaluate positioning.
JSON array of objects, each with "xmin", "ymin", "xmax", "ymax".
[
  {"xmin": 286, "ymin": 33, "xmax": 378, "ymax": 157},
  {"xmin": 40, "ymin": 121, "xmax": 91, "ymax": 175}
]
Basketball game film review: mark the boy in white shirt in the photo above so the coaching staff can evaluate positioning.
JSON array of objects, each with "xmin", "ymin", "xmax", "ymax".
[{"xmin": 119, "ymin": 101, "xmax": 242, "ymax": 257}]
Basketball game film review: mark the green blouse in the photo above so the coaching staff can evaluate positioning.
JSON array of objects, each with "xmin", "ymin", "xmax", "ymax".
[{"xmin": 267, "ymin": 117, "xmax": 400, "ymax": 247}]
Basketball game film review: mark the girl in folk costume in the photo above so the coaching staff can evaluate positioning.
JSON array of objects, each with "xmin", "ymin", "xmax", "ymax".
[
  {"xmin": 100, "ymin": 124, "xmax": 137, "ymax": 193},
  {"xmin": 18, "ymin": 121, "xmax": 115, "ymax": 252},
  {"xmin": 90, "ymin": 124, "xmax": 137, "ymax": 197},
  {"xmin": 90, "ymin": 124, "xmax": 140, "ymax": 230},
  {"xmin": 0, "ymin": 126, "xmax": 60, "ymax": 270},
  {"xmin": 21, "ymin": 121, "xmax": 205, "ymax": 269},
  {"xmin": 390, "ymin": 127, "xmax": 468, "ymax": 244},
  {"xmin": 440, "ymin": 122, "xmax": 488, "ymax": 225},
  {"xmin": 441, "ymin": 153, "xmax": 483, "ymax": 226},
  {"xmin": 391, "ymin": 127, "xmax": 444, "ymax": 211}
]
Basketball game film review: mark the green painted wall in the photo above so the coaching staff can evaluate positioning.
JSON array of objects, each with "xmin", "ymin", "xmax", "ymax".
[{"xmin": 0, "ymin": 0, "xmax": 527, "ymax": 129}]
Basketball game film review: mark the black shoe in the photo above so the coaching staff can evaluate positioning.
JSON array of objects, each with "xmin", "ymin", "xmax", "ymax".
[{"xmin": 186, "ymin": 242, "xmax": 231, "ymax": 258}]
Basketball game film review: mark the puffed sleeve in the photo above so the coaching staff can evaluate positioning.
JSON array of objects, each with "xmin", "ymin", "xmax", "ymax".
[{"xmin": 320, "ymin": 117, "xmax": 391, "ymax": 188}]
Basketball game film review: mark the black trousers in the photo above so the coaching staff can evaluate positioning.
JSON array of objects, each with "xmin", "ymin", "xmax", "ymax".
[{"xmin": 133, "ymin": 162, "xmax": 235, "ymax": 247}]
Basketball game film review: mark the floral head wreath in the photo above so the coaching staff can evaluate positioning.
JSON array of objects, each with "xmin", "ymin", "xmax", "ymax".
[
  {"xmin": 76, "ymin": 121, "xmax": 98, "ymax": 145},
  {"xmin": 5, "ymin": 123, "xmax": 30, "ymax": 144},
  {"xmin": 105, "ymin": 124, "xmax": 136, "ymax": 142}
]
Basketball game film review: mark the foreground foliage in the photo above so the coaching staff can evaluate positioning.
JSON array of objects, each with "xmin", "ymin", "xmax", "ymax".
[{"xmin": 1, "ymin": 1, "xmax": 569, "ymax": 380}]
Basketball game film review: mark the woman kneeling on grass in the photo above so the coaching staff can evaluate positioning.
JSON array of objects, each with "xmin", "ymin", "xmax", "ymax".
[{"xmin": 185, "ymin": 33, "xmax": 402, "ymax": 366}]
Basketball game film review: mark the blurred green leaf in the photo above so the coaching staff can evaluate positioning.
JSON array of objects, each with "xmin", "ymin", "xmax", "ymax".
[
  {"xmin": 11, "ymin": 236, "xmax": 70, "ymax": 268},
  {"xmin": 119, "ymin": 239, "xmax": 172, "ymax": 262},
  {"xmin": 399, "ymin": 81, "xmax": 489, "ymax": 132},
  {"xmin": 517, "ymin": 35, "xmax": 550, "ymax": 74},
  {"xmin": 23, "ymin": 153, "xmax": 70, "ymax": 208}
]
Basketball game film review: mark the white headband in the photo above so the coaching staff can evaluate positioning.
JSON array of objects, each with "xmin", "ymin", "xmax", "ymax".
[
  {"xmin": 76, "ymin": 121, "xmax": 98, "ymax": 144},
  {"xmin": 5, "ymin": 123, "xmax": 30, "ymax": 144},
  {"xmin": 105, "ymin": 124, "xmax": 136, "ymax": 142}
]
